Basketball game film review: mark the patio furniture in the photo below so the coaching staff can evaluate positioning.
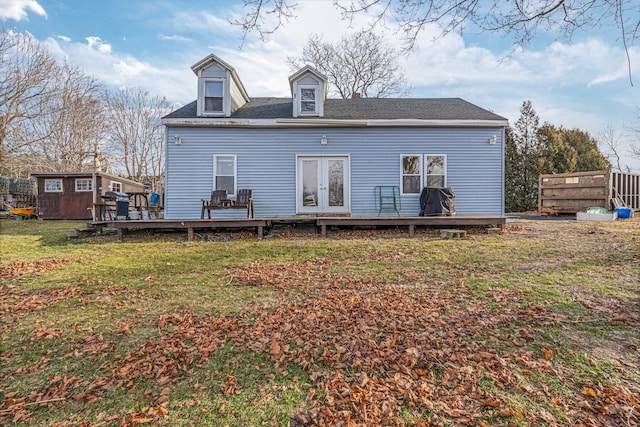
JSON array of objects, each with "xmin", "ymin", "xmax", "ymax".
[
  {"xmin": 201, "ymin": 189, "xmax": 254, "ymax": 219},
  {"xmin": 374, "ymin": 185, "xmax": 400, "ymax": 216}
]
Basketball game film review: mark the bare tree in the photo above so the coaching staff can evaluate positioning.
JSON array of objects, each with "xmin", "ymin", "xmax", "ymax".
[
  {"xmin": 0, "ymin": 28, "xmax": 58, "ymax": 174},
  {"xmin": 598, "ymin": 124, "xmax": 630, "ymax": 172},
  {"xmin": 288, "ymin": 31, "xmax": 410, "ymax": 98},
  {"xmin": 21, "ymin": 63, "xmax": 108, "ymax": 172},
  {"xmin": 630, "ymin": 106, "xmax": 640, "ymax": 164},
  {"xmin": 106, "ymin": 87, "xmax": 171, "ymax": 190},
  {"xmin": 237, "ymin": 0, "xmax": 638, "ymax": 81}
]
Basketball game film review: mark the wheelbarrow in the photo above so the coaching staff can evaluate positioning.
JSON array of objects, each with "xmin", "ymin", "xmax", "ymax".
[{"xmin": 9, "ymin": 207, "xmax": 37, "ymax": 220}]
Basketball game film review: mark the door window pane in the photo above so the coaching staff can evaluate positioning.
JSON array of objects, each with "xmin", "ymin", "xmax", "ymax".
[
  {"xmin": 302, "ymin": 160, "xmax": 318, "ymax": 206},
  {"xmin": 327, "ymin": 160, "xmax": 344, "ymax": 207}
]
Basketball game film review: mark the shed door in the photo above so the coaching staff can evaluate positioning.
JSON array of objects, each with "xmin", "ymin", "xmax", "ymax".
[{"xmin": 297, "ymin": 156, "xmax": 350, "ymax": 214}]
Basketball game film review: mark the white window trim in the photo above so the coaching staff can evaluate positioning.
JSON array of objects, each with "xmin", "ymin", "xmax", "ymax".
[
  {"xmin": 110, "ymin": 181, "xmax": 122, "ymax": 192},
  {"xmin": 45, "ymin": 179, "xmax": 63, "ymax": 193},
  {"xmin": 75, "ymin": 178, "xmax": 93, "ymax": 192},
  {"xmin": 213, "ymin": 154, "xmax": 237, "ymax": 197},
  {"xmin": 297, "ymin": 86, "xmax": 319, "ymax": 116},
  {"xmin": 200, "ymin": 78, "xmax": 227, "ymax": 117},
  {"xmin": 400, "ymin": 154, "xmax": 423, "ymax": 196},
  {"xmin": 424, "ymin": 154, "xmax": 447, "ymax": 188},
  {"xmin": 399, "ymin": 154, "xmax": 448, "ymax": 195}
]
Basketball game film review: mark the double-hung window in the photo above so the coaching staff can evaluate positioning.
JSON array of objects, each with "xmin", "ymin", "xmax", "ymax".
[
  {"xmin": 204, "ymin": 80, "xmax": 224, "ymax": 114},
  {"xmin": 214, "ymin": 154, "xmax": 237, "ymax": 197},
  {"xmin": 425, "ymin": 155, "xmax": 446, "ymax": 188},
  {"xmin": 299, "ymin": 87, "xmax": 317, "ymax": 115},
  {"xmin": 400, "ymin": 154, "xmax": 447, "ymax": 195},
  {"xmin": 110, "ymin": 182, "xmax": 122, "ymax": 192},
  {"xmin": 401, "ymin": 155, "xmax": 422, "ymax": 195}
]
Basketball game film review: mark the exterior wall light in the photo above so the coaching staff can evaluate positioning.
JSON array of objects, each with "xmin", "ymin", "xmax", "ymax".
[
  {"xmin": 174, "ymin": 136, "xmax": 182, "ymax": 145},
  {"xmin": 489, "ymin": 135, "xmax": 497, "ymax": 145},
  {"xmin": 321, "ymin": 135, "xmax": 328, "ymax": 145}
]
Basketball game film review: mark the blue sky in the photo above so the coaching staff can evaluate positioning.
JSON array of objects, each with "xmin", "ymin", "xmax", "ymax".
[{"xmin": 2, "ymin": 0, "xmax": 640, "ymax": 171}]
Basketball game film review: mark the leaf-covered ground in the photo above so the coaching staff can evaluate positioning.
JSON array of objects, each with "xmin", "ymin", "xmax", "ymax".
[{"xmin": 1, "ymin": 219, "xmax": 639, "ymax": 426}]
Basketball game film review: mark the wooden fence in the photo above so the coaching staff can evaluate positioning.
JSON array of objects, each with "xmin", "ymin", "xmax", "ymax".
[{"xmin": 538, "ymin": 170, "xmax": 639, "ymax": 215}]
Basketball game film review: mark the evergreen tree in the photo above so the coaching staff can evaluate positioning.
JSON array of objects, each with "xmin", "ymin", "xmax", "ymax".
[
  {"xmin": 505, "ymin": 102, "xmax": 611, "ymax": 212},
  {"xmin": 538, "ymin": 124, "xmax": 577, "ymax": 174},
  {"xmin": 562, "ymin": 128, "xmax": 610, "ymax": 171},
  {"xmin": 506, "ymin": 101, "xmax": 542, "ymax": 212}
]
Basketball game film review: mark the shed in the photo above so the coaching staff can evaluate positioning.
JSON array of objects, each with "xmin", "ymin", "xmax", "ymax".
[
  {"xmin": 538, "ymin": 170, "xmax": 640, "ymax": 215},
  {"xmin": 30, "ymin": 172, "xmax": 148, "ymax": 220}
]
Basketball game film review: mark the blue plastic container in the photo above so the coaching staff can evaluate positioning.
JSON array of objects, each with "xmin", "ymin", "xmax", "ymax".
[{"xmin": 615, "ymin": 207, "xmax": 633, "ymax": 219}]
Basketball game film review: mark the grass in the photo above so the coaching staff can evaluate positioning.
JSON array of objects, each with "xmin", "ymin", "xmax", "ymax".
[{"xmin": 1, "ymin": 218, "xmax": 639, "ymax": 426}]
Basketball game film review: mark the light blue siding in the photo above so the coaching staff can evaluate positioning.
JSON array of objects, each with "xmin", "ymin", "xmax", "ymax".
[{"xmin": 164, "ymin": 127, "xmax": 504, "ymax": 218}]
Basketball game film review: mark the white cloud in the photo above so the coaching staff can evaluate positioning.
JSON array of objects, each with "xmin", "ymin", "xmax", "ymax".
[
  {"xmin": 57, "ymin": 35, "xmax": 70, "ymax": 42},
  {"xmin": 85, "ymin": 36, "xmax": 112, "ymax": 54},
  {"xmin": 0, "ymin": 0, "xmax": 46, "ymax": 21},
  {"xmin": 158, "ymin": 34, "xmax": 192, "ymax": 42},
  {"xmin": 40, "ymin": 36, "xmax": 194, "ymax": 102}
]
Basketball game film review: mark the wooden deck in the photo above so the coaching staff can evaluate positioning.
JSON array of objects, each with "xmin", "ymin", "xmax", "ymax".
[{"xmin": 98, "ymin": 215, "xmax": 507, "ymax": 242}]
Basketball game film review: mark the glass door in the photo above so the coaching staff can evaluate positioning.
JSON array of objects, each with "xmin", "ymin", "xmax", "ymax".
[{"xmin": 297, "ymin": 156, "xmax": 349, "ymax": 214}]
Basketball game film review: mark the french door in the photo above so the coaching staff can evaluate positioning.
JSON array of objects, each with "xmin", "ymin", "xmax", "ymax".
[{"xmin": 297, "ymin": 156, "xmax": 350, "ymax": 214}]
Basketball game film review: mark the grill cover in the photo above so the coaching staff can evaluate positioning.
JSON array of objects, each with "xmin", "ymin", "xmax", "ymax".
[
  {"xmin": 103, "ymin": 191, "xmax": 130, "ymax": 202},
  {"xmin": 419, "ymin": 187, "xmax": 456, "ymax": 216}
]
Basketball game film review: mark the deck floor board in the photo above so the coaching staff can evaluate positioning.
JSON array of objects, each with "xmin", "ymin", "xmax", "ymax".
[{"xmin": 97, "ymin": 216, "xmax": 506, "ymax": 242}]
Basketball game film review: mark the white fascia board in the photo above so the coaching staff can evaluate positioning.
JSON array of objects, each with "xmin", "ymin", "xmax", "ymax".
[
  {"xmin": 365, "ymin": 119, "xmax": 509, "ymax": 127},
  {"xmin": 162, "ymin": 117, "xmax": 508, "ymax": 128}
]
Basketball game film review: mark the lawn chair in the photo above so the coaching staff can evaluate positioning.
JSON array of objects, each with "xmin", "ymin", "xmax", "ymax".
[
  {"xmin": 374, "ymin": 186, "xmax": 400, "ymax": 216},
  {"xmin": 201, "ymin": 189, "xmax": 229, "ymax": 219}
]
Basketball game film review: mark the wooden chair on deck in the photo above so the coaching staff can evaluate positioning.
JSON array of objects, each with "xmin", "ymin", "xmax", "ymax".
[
  {"xmin": 201, "ymin": 189, "xmax": 229, "ymax": 219},
  {"xmin": 233, "ymin": 189, "xmax": 254, "ymax": 218},
  {"xmin": 200, "ymin": 189, "xmax": 254, "ymax": 219}
]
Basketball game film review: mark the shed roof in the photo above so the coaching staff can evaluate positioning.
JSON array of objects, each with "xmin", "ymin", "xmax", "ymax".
[
  {"xmin": 164, "ymin": 97, "xmax": 507, "ymax": 122},
  {"xmin": 29, "ymin": 171, "xmax": 146, "ymax": 187}
]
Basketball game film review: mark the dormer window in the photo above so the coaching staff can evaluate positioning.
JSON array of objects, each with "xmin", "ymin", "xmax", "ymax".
[
  {"xmin": 300, "ymin": 88, "xmax": 317, "ymax": 114},
  {"xmin": 204, "ymin": 80, "xmax": 224, "ymax": 113},
  {"xmin": 191, "ymin": 54, "xmax": 250, "ymax": 117},
  {"xmin": 289, "ymin": 66, "xmax": 327, "ymax": 118}
]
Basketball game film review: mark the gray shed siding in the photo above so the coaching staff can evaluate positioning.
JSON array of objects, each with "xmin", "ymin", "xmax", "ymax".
[{"xmin": 164, "ymin": 127, "xmax": 504, "ymax": 219}]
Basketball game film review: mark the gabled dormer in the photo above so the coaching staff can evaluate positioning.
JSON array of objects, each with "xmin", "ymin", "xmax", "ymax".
[
  {"xmin": 192, "ymin": 54, "xmax": 250, "ymax": 117},
  {"xmin": 289, "ymin": 66, "xmax": 327, "ymax": 118}
]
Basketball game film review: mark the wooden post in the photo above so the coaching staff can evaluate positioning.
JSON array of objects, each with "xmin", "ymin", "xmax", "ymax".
[
  {"xmin": 117, "ymin": 228, "xmax": 123, "ymax": 242},
  {"xmin": 187, "ymin": 227, "xmax": 194, "ymax": 241},
  {"xmin": 409, "ymin": 224, "xmax": 415, "ymax": 237}
]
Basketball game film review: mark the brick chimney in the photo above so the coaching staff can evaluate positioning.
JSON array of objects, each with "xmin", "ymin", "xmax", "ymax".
[{"xmin": 352, "ymin": 92, "xmax": 361, "ymax": 99}]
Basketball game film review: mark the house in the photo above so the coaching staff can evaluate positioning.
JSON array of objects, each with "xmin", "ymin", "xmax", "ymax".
[
  {"xmin": 161, "ymin": 54, "xmax": 508, "ymax": 219},
  {"xmin": 30, "ymin": 171, "xmax": 148, "ymax": 220}
]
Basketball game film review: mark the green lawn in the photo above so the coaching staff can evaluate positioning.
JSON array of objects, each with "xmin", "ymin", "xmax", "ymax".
[{"xmin": 1, "ymin": 219, "xmax": 638, "ymax": 426}]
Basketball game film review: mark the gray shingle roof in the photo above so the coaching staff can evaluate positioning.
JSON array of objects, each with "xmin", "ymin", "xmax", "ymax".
[{"xmin": 164, "ymin": 97, "xmax": 506, "ymax": 121}]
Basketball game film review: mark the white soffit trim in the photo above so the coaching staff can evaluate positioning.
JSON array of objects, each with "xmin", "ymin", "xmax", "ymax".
[{"xmin": 162, "ymin": 118, "xmax": 508, "ymax": 128}]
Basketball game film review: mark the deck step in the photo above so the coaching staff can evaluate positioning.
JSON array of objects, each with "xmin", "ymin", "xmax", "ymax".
[{"xmin": 440, "ymin": 229, "xmax": 467, "ymax": 239}]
